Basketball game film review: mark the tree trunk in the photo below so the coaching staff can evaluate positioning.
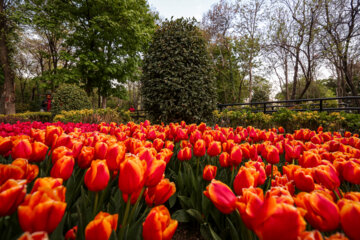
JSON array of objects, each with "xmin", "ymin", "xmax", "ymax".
[
  {"xmin": 248, "ymin": 60, "xmax": 253, "ymax": 103},
  {"xmin": 291, "ymin": 50, "xmax": 300, "ymax": 100},
  {"xmin": 0, "ymin": 2, "xmax": 15, "ymax": 114},
  {"xmin": 284, "ymin": 54, "xmax": 289, "ymax": 101},
  {"xmin": 101, "ymin": 96, "xmax": 107, "ymax": 109}
]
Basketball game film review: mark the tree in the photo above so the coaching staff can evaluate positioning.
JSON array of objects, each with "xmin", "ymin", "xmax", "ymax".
[
  {"xmin": 64, "ymin": 0, "xmax": 156, "ymax": 108},
  {"xmin": 251, "ymin": 76, "xmax": 271, "ymax": 102},
  {"xmin": 0, "ymin": 0, "xmax": 21, "ymax": 114},
  {"xmin": 141, "ymin": 18, "xmax": 216, "ymax": 123},
  {"xmin": 319, "ymin": 0, "xmax": 360, "ymax": 97},
  {"xmin": 235, "ymin": 0, "xmax": 265, "ymax": 102}
]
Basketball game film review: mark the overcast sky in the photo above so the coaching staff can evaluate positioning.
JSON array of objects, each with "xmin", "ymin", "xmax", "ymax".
[{"xmin": 147, "ymin": 0, "xmax": 219, "ymax": 21}]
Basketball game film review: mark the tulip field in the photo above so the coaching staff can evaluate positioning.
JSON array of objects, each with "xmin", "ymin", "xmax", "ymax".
[{"xmin": 1, "ymin": 120, "xmax": 360, "ymax": 240}]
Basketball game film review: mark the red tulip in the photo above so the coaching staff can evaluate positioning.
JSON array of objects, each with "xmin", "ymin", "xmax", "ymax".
[
  {"xmin": 338, "ymin": 199, "xmax": 360, "ymax": 240},
  {"xmin": 204, "ymin": 179, "xmax": 237, "ymax": 214},
  {"xmin": 11, "ymin": 139, "xmax": 32, "ymax": 160},
  {"xmin": 18, "ymin": 186, "xmax": 66, "ymax": 233},
  {"xmin": 84, "ymin": 160, "xmax": 110, "ymax": 192},
  {"xmin": 203, "ymin": 165, "xmax": 217, "ymax": 181},
  {"xmin": 207, "ymin": 141, "xmax": 221, "ymax": 157},
  {"xmin": 50, "ymin": 156, "xmax": 75, "ymax": 181},
  {"xmin": 0, "ymin": 179, "xmax": 26, "ymax": 216},
  {"xmin": 142, "ymin": 205, "xmax": 178, "ymax": 240},
  {"xmin": 193, "ymin": 139, "xmax": 206, "ymax": 157},
  {"xmin": 77, "ymin": 146, "xmax": 95, "ymax": 169},
  {"xmin": 230, "ymin": 145, "xmax": 243, "ymax": 166},
  {"xmin": 118, "ymin": 155, "xmax": 147, "ymax": 195},
  {"xmin": 85, "ymin": 212, "xmax": 118, "ymax": 240},
  {"xmin": 295, "ymin": 192, "xmax": 340, "ymax": 231},
  {"xmin": 145, "ymin": 178, "xmax": 176, "ymax": 206},
  {"xmin": 177, "ymin": 147, "xmax": 192, "ymax": 161},
  {"xmin": 106, "ymin": 143, "xmax": 125, "ymax": 171}
]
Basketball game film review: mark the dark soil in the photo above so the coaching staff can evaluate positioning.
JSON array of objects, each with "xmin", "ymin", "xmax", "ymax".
[{"xmin": 172, "ymin": 222, "xmax": 204, "ymax": 240}]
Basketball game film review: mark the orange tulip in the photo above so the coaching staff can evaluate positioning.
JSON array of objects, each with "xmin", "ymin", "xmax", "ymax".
[
  {"xmin": 230, "ymin": 145, "xmax": 243, "ymax": 166},
  {"xmin": 299, "ymin": 151, "xmax": 321, "ymax": 168},
  {"xmin": 326, "ymin": 233, "xmax": 349, "ymax": 240},
  {"xmin": 342, "ymin": 159, "xmax": 360, "ymax": 184},
  {"xmin": 142, "ymin": 205, "xmax": 178, "ymax": 240},
  {"xmin": 94, "ymin": 141, "xmax": 108, "ymax": 160},
  {"xmin": 51, "ymin": 146, "xmax": 73, "ymax": 164},
  {"xmin": 193, "ymin": 139, "xmax": 206, "ymax": 157},
  {"xmin": 233, "ymin": 166, "xmax": 258, "ymax": 195},
  {"xmin": 31, "ymin": 177, "xmax": 63, "ymax": 193},
  {"xmin": 0, "ymin": 159, "xmax": 39, "ymax": 185},
  {"xmin": 313, "ymin": 164, "xmax": 340, "ymax": 190},
  {"xmin": 298, "ymin": 230, "xmax": 324, "ymax": 240},
  {"xmin": 177, "ymin": 147, "xmax": 192, "ymax": 161},
  {"xmin": 118, "ymin": 155, "xmax": 147, "ymax": 195},
  {"xmin": 203, "ymin": 165, "xmax": 217, "ymax": 181},
  {"xmin": 145, "ymin": 178, "xmax": 176, "ymax": 206},
  {"xmin": 18, "ymin": 231, "xmax": 49, "ymax": 240},
  {"xmin": 77, "ymin": 146, "xmax": 95, "ymax": 169},
  {"xmin": 204, "ymin": 179, "xmax": 237, "ymax": 214},
  {"xmin": 153, "ymin": 138, "xmax": 164, "ymax": 152},
  {"xmin": 50, "ymin": 155, "xmax": 75, "ymax": 181},
  {"xmin": 207, "ymin": 141, "xmax": 221, "ymax": 157},
  {"xmin": 84, "ymin": 160, "xmax": 110, "ymax": 192},
  {"xmin": 219, "ymin": 152, "xmax": 231, "ymax": 168},
  {"xmin": 85, "ymin": 212, "xmax": 118, "ymax": 240},
  {"xmin": 338, "ymin": 199, "xmax": 360, "ymax": 240},
  {"xmin": 0, "ymin": 179, "xmax": 26, "ymax": 216},
  {"xmin": 254, "ymin": 201, "xmax": 306, "ymax": 240},
  {"xmin": 294, "ymin": 168, "xmax": 315, "ymax": 192},
  {"xmin": 11, "ymin": 139, "xmax": 32, "ymax": 160},
  {"xmin": 0, "ymin": 136, "xmax": 12, "ymax": 155},
  {"xmin": 265, "ymin": 145, "xmax": 279, "ymax": 165},
  {"xmin": 18, "ymin": 186, "xmax": 66, "ymax": 233},
  {"xmin": 145, "ymin": 158, "xmax": 166, "ymax": 187},
  {"xmin": 105, "ymin": 143, "xmax": 125, "ymax": 171},
  {"xmin": 45, "ymin": 126, "xmax": 63, "ymax": 147},
  {"xmin": 29, "ymin": 141, "xmax": 48, "ymax": 163},
  {"xmin": 295, "ymin": 192, "xmax": 340, "ymax": 231}
]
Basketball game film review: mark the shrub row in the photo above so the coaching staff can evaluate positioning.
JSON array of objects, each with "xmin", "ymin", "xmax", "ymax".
[
  {"xmin": 0, "ymin": 112, "xmax": 52, "ymax": 123},
  {"xmin": 53, "ymin": 108, "xmax": 131, "ymax": 123},
  {"xmin": 212, "ymin": 108, "xmax": 360, "ymax": 133}
]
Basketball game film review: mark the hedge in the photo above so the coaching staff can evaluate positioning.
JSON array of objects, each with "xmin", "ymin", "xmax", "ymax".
[
  {"xmin": 212, "ymin": 108, "xmax": 360, "ymax": 133},
  {"xmin": 53, "ymin": 108, "xmax": 131, "ymax": 124},
  {"xmin": 0, "ymin": 112, "xmax": 52, "ymax": 123}
]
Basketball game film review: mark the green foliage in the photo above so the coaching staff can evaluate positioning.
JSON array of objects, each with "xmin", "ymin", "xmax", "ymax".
[
  {"xmin": 64, "ymin": 0, "xmax": 156, "ymax": 98},
  {"xmin": 53, "ymin": 108, "xmax": 131, "ymax": 124},
  {"xmin": 141, "ymin": 18, "xmax": 216, "ymax": 123},
  {"xmin": 51, "ymin": 84, "xmax": 92, "ymax": 115},
  {"xmin": 0, "ymin": 112, "xmax": 52, "ymax": 123},
  {"xmin": 213, "ymin": 109, "xmax": 360, "ymax": 133}
]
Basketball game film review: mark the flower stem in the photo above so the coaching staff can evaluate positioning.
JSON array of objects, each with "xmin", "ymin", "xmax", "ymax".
[
  {"xmin": 127, "ymin": 187, "xmax": 146, "ymax": 225},
  {"xmin": 118, "ymin": 194, "xmax": 132, "ymax": 240},
  {"xmin": 267, "ymin": 164, "xmax": 273, "ymax": 191},
  {"xmin": 333, "ymin": 190, "xmax": 340, "ymax": 201},
  {"xmin": 92, "ymin": 192, "xmax": 99, "ymax": 217}
]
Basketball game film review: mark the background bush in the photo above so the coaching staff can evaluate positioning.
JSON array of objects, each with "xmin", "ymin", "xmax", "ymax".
[
  {"xmin": 54, "ymin": 108, "xmax": 131, "ymax": 123},
  {"xmin": 141, "ymin": 18, "xmax": 216, "ymax": 124},
  {"xmin": 213, "ymin": 109, "xmax": 360, "ymax": 133},
  {"xmin": 51, "ymin": 84, "xmax": 92, "ymax": 116},
  {"xmin": 0, "ymin": 112, "xmax": 52, "ymax": 123}
]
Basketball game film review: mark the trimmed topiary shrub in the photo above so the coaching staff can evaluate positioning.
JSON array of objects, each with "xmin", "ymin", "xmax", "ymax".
[
  {"xmin": 51, "ymin": 84, "xmax": 92, "ymax": 115},
  {"xmin": 141, "ymin": 18, "xmax": 216, "ymax": 123}
]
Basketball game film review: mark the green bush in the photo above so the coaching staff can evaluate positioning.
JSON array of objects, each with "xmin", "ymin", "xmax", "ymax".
[
  {"xmin": 141, "ymin": 18, "xmax": 216, "ymax": 124},
  {"xmin": 0, "ymin": 112, "xmax": 52, "ymax": 123},
  {"xmin": 53, "ymin": 108, "xmax": 131, "ymax": 124},
  {"xmin": 213, "ymin": 109, "xmax": 359, "ymax": 133},
  {"xmin": 51, "ymin": 84, "xmax": 92, "ymax": 116}
]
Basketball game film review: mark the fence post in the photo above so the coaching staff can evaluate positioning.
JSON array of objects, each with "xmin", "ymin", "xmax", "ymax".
[
  {"xmin": 263, "ymin": 103, "xmax": 266, "ymax": 113},
  {"xmin": 319, "ymin": 99, "xmax": 323, "ymax": 112}
]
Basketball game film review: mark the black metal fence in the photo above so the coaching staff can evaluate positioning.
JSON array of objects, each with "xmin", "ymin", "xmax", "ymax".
[{"xmin": 217, "ymin": 96, "xmax": 360, "ymax": 114}]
